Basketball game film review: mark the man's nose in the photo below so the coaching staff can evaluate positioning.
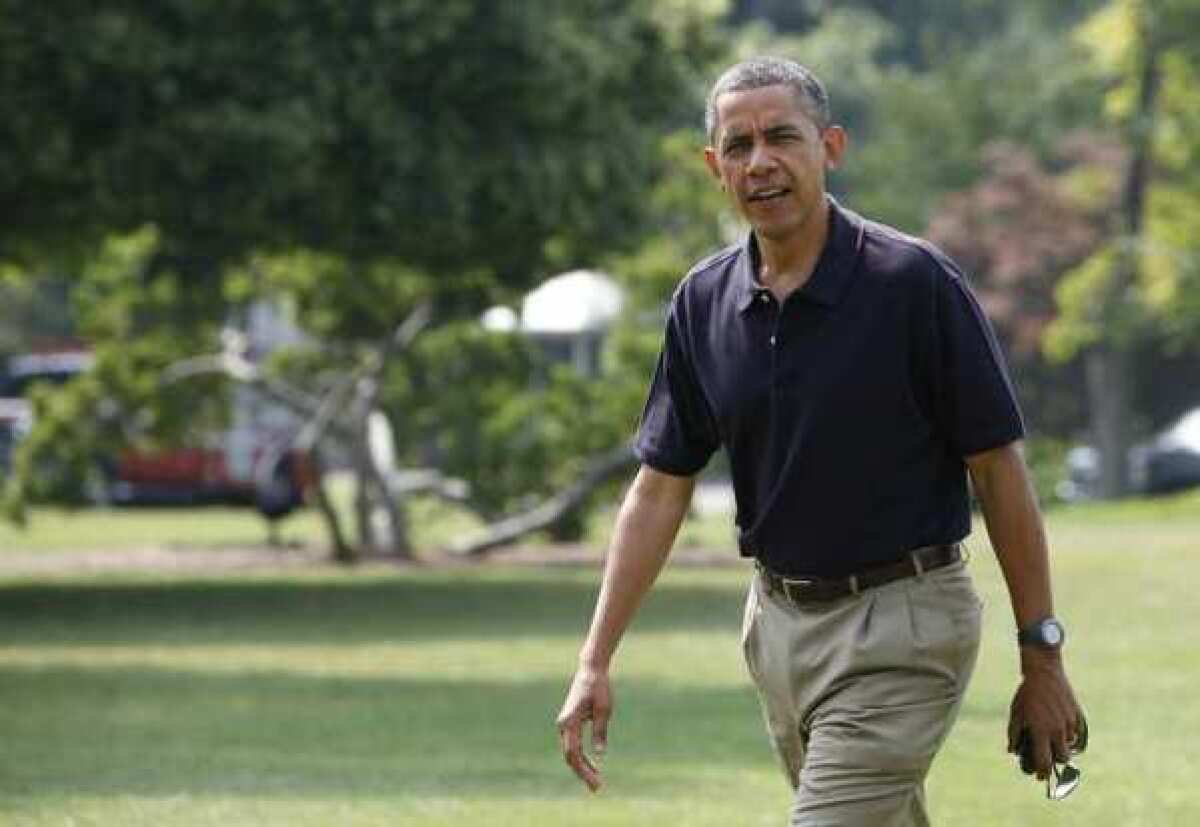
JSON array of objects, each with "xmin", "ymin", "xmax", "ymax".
[{"xmin": 746, "ymin": 140, "xmax": 776, "ymax": 174}]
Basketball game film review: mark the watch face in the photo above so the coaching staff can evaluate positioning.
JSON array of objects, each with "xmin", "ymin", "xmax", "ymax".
[{"xmin": 1042, "ymin": 621, "xmax": 1064, "ymax": 646}]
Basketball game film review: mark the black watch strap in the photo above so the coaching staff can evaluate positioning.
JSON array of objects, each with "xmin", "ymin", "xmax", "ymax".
[{"xmin": 1017, "ymin": 617, "xmax": 1065, "ymax": 648}]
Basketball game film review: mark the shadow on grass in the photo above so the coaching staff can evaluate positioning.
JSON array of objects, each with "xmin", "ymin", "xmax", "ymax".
[
  {"xmin": 0, "ymin": 663, "xmax": 770, "ymax": 801},
  {"xmin": 0, "ymin": 572, "xmax": 749, "ymax": 647}
]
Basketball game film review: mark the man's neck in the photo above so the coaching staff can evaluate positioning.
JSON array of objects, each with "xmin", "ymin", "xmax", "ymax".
[{"xmin": 756, "ymin": 202, "xmax": 831, "ymax": 301}]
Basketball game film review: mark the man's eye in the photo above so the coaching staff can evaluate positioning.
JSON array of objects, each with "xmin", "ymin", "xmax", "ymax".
[{"xmin": 723, "ymin": 141, "xmax": 749, "ymax": 156}]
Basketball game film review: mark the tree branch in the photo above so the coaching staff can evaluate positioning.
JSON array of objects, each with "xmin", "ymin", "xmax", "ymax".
[{"xmin": 448, "ymin": 443, "xmax": 637, "ymax": 557}]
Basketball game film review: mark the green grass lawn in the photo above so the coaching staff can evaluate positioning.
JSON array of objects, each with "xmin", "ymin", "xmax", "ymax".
[
  {"xmin": 0, "ymin": 495, "xmax": 1198, "ymax": 825},
  {"xmin": 0, "ymin": 492, "xmax": 493, "ymax": 556}
]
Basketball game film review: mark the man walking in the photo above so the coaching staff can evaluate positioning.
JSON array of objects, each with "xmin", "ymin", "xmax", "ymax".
[{"xmin": 557, "ymin": 56, "xmax": 1084, "ymax": 824}]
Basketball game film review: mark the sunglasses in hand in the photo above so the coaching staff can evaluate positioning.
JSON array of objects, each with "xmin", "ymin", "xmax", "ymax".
[{"xmin": 1015, "ymin": 716, "xmax": 1089, "ymax": 801}]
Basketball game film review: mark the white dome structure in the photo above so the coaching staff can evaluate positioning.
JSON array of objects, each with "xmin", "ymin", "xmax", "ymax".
[
  {"xmin": 520, "ymin": 270, "xmax": 624, "ymax": 335},
  {"xmin": 480, "ymin": 305, "xmax": 519, "ymax": 333}
]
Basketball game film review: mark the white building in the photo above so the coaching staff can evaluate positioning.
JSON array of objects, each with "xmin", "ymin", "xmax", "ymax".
[{"xmin": 483, "ymin": 269, "xmax": 625, "ymax": 377}]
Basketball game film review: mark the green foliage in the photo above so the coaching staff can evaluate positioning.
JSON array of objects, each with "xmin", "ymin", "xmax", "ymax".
[
  {"xmin": 724, "ymin": 4, "xmax": 1109, "ymax": 233},
  {"xmin": 857, "ymin": 0, "xmax": 1106, "ymax": 66},
  {"xmin": 847, "ymin": 9, "xmax": 1106, "ymax": 231},
  {"xmin": 390, "ymin": 322, "xmax": 542, "ymax": 516},
  {"xmin": 609, "ymin": 130, "xmax": 732, "ymax": 303},
  {"xmin": 8, "ymin": 0, "xmax": 1197, "ymax": 530},
  {"xmin": 1046, "ymin": 244, "xmax": 1119, "ymax": 361},
  {"xmin": 0, "ymin": 275, "xmax": 73, "ymax": 354},
  {"xmin": 383, "ymin": 319, "xmax": 648, "ymax": 521},
  {"xmin": 1022, "ymin": 437, "xmax": 1072, "ymax": 505},
  {"xmin": 248, "ymin": 250, "xmax": 449, "ymax": 343},
  {"xmin": 0, "ymin": 0, "xmax": 721, "ymax": 523},
  {"xmin": 1045, "ymin": 0, "xmax": 1200, "ymax": 363},
  {"xmin": 2, "ymin": 227, "xmax": 229, "ymax": 512},
  {"xmin": 2, "ymin": 0, "xmax": 704, "ymax": 284}
]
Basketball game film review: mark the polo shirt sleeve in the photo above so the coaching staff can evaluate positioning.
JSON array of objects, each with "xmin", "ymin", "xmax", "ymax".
[
  {"xmin": 634, "ymin": 303, "xmax": 719, "ymax": 476},
  {"xmin": 930, "ymin": 263, "xmax": 1026, "ymax": 457}
]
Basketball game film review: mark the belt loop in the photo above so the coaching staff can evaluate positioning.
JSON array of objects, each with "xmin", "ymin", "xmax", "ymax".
[
  {"xmin": 756, "ymin": 561, "xmax": 773, "ymax": 596},
  {"xmin": 848, "ymin": 574, "xmax": 860, "ymax": 595},
  {"xmin": 911, "ymin": 550, "xmax": 925, "ymax": 578}
]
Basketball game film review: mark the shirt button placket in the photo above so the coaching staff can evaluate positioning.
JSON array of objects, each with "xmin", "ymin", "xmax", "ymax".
[
  {"xmin": 768, "ymin": 299, "xmax": 784, "ymax": 401},
  {"xmin": 766, "ymin": 301, "xmax": 780, "ymax": 392}
]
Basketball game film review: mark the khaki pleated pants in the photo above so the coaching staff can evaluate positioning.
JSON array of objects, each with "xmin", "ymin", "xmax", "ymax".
[{"xmin": 742, "ymin": 560, "xmax": 983, "ymax": 826}]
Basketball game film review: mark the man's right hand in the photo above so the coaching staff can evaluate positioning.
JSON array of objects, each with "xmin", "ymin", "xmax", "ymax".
[
  {"xmin": 553, "ymin": 466, "xmax": 694, "ymax": 793},
  {"xmin": 556, "ymin": 665, "xmax": 613, "ymax": 792}
]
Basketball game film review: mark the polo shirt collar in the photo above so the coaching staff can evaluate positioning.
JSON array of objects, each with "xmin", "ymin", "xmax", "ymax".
[{"xmin": 735, "ymin": 196, "xmax": 863, "ymax": 313}]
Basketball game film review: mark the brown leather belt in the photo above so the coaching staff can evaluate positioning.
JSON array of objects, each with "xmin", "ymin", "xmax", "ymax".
[{"xmin": 756, "ymin": 543, "xmax": 963, "ymax": 606}]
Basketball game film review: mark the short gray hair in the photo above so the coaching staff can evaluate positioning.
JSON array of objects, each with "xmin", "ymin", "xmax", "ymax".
[{"xmin": 705, "ymin": 56, "xmax": 830, "ymax": 143}]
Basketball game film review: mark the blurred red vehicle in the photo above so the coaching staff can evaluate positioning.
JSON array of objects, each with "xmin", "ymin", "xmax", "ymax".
[{"xmin": 0, "ymin": 347, "xmax": 311, "ymax": 518}]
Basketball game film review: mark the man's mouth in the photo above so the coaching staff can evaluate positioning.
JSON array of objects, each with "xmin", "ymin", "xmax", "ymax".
[{"xmin": 747, "ymin": 187, "xmax": 791, "ymax": 203}]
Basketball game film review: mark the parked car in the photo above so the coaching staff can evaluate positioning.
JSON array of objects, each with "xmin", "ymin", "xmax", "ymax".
[
  {"xmin": 0, "ymin": 347, "xmax": 311, "ymax": 517},
  {"xmin": 1060, "ymin": 407, "xmax": 1200, "ymax": 500},
  {"xmin": 0, "ymin": 349, "xmax": 90, "ymax": 479},
  {"xmin": 1143, "ymin": 408, "xmax": 1200, "ymax": 494}
]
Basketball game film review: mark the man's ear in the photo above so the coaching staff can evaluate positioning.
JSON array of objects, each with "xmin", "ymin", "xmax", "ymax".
[
  {"xmin": 703, "ymin": 146, "xmax": 723, "ymax": 186},
  {"xmin": 822, "ymin": 126, "xmax": 848, "ymax": 171}
]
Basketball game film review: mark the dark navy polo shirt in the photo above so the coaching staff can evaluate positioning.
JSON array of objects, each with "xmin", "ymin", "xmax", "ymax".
[{"xmin": 634, "ymin": 198, "xmax": 1024, "ymax": 577}]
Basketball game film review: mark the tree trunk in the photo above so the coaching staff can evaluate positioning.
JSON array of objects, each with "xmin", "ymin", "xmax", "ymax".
[
  {"xmin": 160, "ymin": 303, "xmax": 431, "ymax": 561},
  {"xmin": 353, "ymin": 462, "xmax": 376, "ymax": 552},
  {"xmin": 349, "ymin": 387, "xmax": 414, "ymax": 560},
  {"xmin": 1085, "ymin": 345, "xmax": 1131, "ymax": 498},
  {"xmin": 1087, "ymin": 9, "xmax": 1162, "ymax": 498},
  {"xmin": 310, "ymin": 449, "xmax": 355, "ymax": 563}
]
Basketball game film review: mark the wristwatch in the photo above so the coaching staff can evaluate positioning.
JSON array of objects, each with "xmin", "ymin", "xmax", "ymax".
[{"xmin": 1017, "ymin": 617, "xmax": 1066, "ymax": 649}]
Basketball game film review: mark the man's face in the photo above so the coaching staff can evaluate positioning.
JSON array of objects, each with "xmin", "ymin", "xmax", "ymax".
[{"xmin": 704, "ymin": 85, "xmax": 845, "ymax": 244}]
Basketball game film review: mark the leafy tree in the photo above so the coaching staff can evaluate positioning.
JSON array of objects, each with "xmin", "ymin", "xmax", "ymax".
[
  {"xmin": 0, "ymin": 274, "xmax": 74, "ymax": 355},
  {"xmin": 0, "ymin": 0, "xmax": 721, "ymax": 551},
  {"xmin": 844, "ymin": 5, "xmax": 1108, "ymax": 231},
  {"xmin": 716, "ymin": 3, "xmax": 1109, "ymax": 232},
  {"xmin": 1044, "ymin": 0, "xmax": 1200, "ymax": 496},
  {"xmin": 732, "ymin": 0, "xmax": 1107, "ymax": 65},
  {"xmin": 2, "ymin": 0, "xmax": 702, "ymax": 282}
]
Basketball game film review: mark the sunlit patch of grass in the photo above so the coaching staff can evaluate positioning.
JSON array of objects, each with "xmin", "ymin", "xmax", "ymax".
[{"xmin": 1, "ymin": 503, "xmax": 1198, "ymax": 824}]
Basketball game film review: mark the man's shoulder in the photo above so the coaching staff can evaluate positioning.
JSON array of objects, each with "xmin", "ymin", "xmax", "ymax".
[
  {"xmin": 854, "ymin": 212, "xmax": 964, "ymax": 286},
  {"xmin": 667, "ymin": 240, "xmax": 744, "ymax": 310},
  {"xmin": 683, "ymin": 241, "xmax": 743, "ymax": 286}
]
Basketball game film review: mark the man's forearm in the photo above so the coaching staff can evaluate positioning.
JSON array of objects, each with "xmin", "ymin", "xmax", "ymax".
[
  {"xmin": 578, "ymin": 466, "xmax": 694, "ymax": 670},
  {"xmin": 966, "ymin": 442, "xmax": 1055, "ymax": 637},
  {"xmin": 968, "ymin": 440, "xmax": 1083, "ymax": 775}
]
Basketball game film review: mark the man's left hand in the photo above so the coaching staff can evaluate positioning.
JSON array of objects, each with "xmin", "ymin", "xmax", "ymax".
[{"xmin": 1007, "ymin": 650, "xmax": 1085, "ymax": 780}]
